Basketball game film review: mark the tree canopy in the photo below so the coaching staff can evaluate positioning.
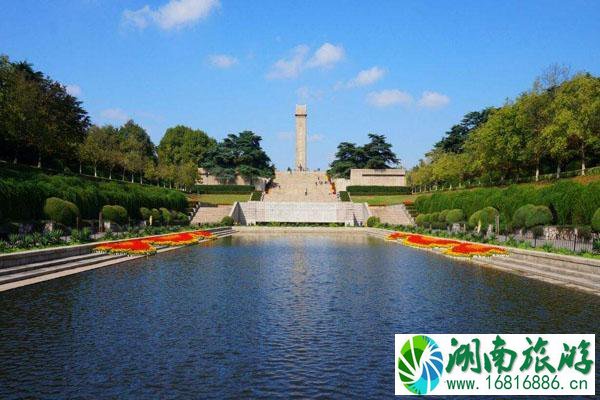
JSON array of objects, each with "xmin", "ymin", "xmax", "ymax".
[
  {"xmin": 157, "ymin": 125, "xmax": 216, "ymax": 165},
  {"xmin": 328, "ymin": 133, "xmax": 399, "ymax": 178},
  {"xmin": 409, "ymin": 70, "xmax": 600, "ymax": 188},
  {"xmin": 202, "ymin": 131, "xmax": 275, "ymax": 183}
]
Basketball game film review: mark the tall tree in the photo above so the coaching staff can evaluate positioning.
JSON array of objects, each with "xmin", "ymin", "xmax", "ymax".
[
  {"xmin": 157, "ymin": 125, "xmax": 216, "ymax": 166},
  {"xmin": 363, "ymin": 133, "xmax": 399, "ymax": 169}
]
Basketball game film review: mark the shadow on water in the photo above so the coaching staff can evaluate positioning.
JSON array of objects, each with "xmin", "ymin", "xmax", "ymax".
[{"xmin": 0, "ymin": 233, "xmax": 598, "ymax": 399}]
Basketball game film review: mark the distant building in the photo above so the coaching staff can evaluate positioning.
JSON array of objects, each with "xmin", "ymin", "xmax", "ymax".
[{"xmin": 334, "ymin": 168, "xmax": 406, "ymax": 191}]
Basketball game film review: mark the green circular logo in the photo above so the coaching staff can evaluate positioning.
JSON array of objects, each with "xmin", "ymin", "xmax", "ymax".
[{"xmin": 397, "ymin": 335, "xmax": 444, "ymax": 395}]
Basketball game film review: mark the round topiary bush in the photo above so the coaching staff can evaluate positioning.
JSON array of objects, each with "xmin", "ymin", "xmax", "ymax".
[
  {"xmin": 512, "ymin": 204, "xmax": 536, "ymax": 229},
  {"xmin": 160, "ymin": 207, "xmax": 172, "ymax": 225},
  {"xmin": 430, "ymin": 212, "xmax": 440, "ymax": 224},
  {"xmin": 151, "ymin": 208, "xmax": 161, "ymax": 225},
  {"xmin": 101, "ymin": 205, "xmax": 128, "ymax": 224},
  {"xmin": 140, "ymin": 207, "xmax": 151, "ymax": 221},
  {"xmin": 43, "ymin": 197, "xmax": 80, "ymax": 226},
  {"xmin": 445, "ymin": 209, "xmax": 464, "ymax": 224},
  {"xmin": 591, "ymin": 208, "xmax": 600, "ymax": 233},
  {"xmin": 468, "ymin": 207, "xmax": 498, "ymax": 229},
  {"xmin": 438, "ymin": 209, "xmax": 449, "ymax": 222},
  {"xmin": 525, "ymin": 205, "xmax": 553, "ymax": 228},
  {"xmin": 415, "ymin": 214, "xmax": 427, "ymax": 226},
  {"xmin": 221, "ymin": 216, "xmax": 234, "ymax": 226},
  {"xmin": 366, "ymin": 216, "xmax": 381, "ymax": 227}
]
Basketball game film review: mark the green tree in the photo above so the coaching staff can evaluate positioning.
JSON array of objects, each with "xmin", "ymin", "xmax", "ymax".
[
  {"xmin": 363, "ymin": 133, "xmax": 399, "ymax": 169},
  {"xmin": 157, "ymin": 125, "xmax": 216, "ymax": 166}
]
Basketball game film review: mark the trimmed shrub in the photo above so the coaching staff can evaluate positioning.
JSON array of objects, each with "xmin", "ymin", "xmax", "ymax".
[
  {"xmin": 221, "ymin": 216, "xmax": 234, "ymax": 226},
  {"xmin": 160, "ymin": 207, "xmax": 172, "ymax": 225},
  {"xmin": 250, "ymin": 191, "xmax": 263, "ymax": 201},
  {"xmin": 468, "ymin": 207, "xmax": 498, "ymax": 229},
  {"xmin": 445, "ymin": 209, "xmax": 464, "ymax": 224},
  {"xmin": 366, "ymin": 216, "xmax": 381, "ymax": 227},
  {"xmin": 43, "ymin": 197, "xmax": 80, "ymax": 226},
  {"xmin": 415, "ymin": 214, "xmax": 427, "ymax": 226},
  {"xmin": 525, "ymin": 205, "xmax": 553, "ymax": 228},
  {"xmin": 101, "ymin": 205, "xmax": 128, "ymax": 224},
  {"xmin": 339, "ymin": 191, "xmax": 350, "ymax": 202},
  {"xmin": 346, "ymin": 185, "xmax": 411, "ymax": 195},
  {"xmin": 438, "ymin": 209, "xmax": 449, "ymax": 222},
  {"xmin": 513, "ymin": 204, "xmax": 553, "ymax": 229},
  {"xmin": 0, "ymin": 165, "xmax": 187, "ymax": 221},
  {"xmin": 195, "ymin": 185, "xmax": 254, "ymax": 194},
  {"xmin": 151, "ymin": 208, "xmax": 161, "ymax": 225},
  {"xmin": 140, "ymin": 207, "xmax": 151, "ymax": 221},
  {"xmin": 592, "ymin": 208, "xmax": 600, "ymax": 233},
  {"xmin": 413, "ymin": 180, "xmax": 600, "ymax": 226},
  {"xmin": 430, "ymin": 212, "xmax": 440, "ymax": 223}
]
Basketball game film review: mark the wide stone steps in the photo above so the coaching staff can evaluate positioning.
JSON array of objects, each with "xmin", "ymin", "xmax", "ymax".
[
  {"xmin": 265, "ymin": 171, "xmax": 335, "ymax": 202},
  {"xmin": 0, "ymin": 253, "xmax": 127, "ymax": 285},
  {"xmin": 0, "ymin": 252, "xmax": 108, "ymax": 277},
  {"xmin": 368, "ymin": 205, "xmax": 413, "ymax": 225},
  {"xmin": 481, "ymin": 257, "xmax": 600, "ymax": 293},
  {"xmin": 191, "ymin": 205, "xmax": 232, "ymax": 224}
]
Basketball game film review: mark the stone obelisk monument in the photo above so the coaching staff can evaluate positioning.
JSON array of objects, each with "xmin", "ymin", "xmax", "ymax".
[{"xmin": 295, "ymin": 104, "xmax": 307, "ymax": 171}]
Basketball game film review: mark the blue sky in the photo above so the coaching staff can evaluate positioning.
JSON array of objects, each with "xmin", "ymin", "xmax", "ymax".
[{"xmin": 2, "ymin": 1, "xmax": 599, "ymax": 170}]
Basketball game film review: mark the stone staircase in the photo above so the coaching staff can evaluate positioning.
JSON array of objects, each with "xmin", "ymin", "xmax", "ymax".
[
  {"xmin": 368, "ymin": 204, "xmax": 414, "ymax": 225},
  {"xmin": 0, "ymin": 228, "xmax": 235, "ymax": 290},
  {"xmin": 191, "ymin": 205, "xmax": 233, "ymax": 225},
  {"xmin": 264, "ymin": 171, "xmax": 336, "ymax": 202}
]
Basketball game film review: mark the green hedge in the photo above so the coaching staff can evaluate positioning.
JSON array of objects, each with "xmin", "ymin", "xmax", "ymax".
[
  {"xmin": 250, "ymin": 191, "xmax": 263, "ymax": 201},
  {"xmin": 512, "ymin": 204, "xmax": 553, "ymax": 229},
  {"xmin": 101, "ymin": 205, "xmax": 128, "ymax": 224},
  {"xmin": 445, "ymin": 209, "xmax": 464, "ymax": 224},
  {"xmin": 414, "ymin": 180, "xmax": 600, "ymax": 226},
  {"xmin": 44, "ymin": 197, "xmax": 80, "ymax": 226},
  {"xmin": 591, "ymin": 208, "xmax": 600, "ymax": 233},
  {"xmin": 346, "ymin": 185, "xmax": 411, "ymax": 195},
  {"xmin": 366, "ymin": 216, "xmax": 381, "ymax": 227},
  {"xmin": 468, "ymin": 207, "xmax": 499, "ymax": 229},
  {"xmin": 0, "ymin": 167, "xmax": 187, "ymax": 222},
  {"xmin": 194, "ymin": 185, "xmax": 254, "ymax": 194},
  {"xmin": 339, "ymin": 191, "xmax": 350, "ymax": 202}
]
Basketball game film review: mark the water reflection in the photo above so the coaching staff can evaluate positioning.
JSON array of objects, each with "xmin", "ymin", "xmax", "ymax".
[{"xmin": 0, "ymin": 233, "xmax": 598, "ymax": 399}]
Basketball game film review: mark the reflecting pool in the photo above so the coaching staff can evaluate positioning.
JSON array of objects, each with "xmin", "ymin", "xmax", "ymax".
[{"xmin": 0, "ymin": 233, "xmax": 598, "ymax": 398}]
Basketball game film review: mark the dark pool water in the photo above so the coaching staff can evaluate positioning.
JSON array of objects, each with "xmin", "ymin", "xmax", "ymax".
[{"xmin": 0, "ymin": 233, "xmax": 598, "ymax": 399}]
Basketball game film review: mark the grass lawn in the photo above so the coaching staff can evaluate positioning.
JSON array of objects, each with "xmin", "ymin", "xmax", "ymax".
[
  {"xmin": 351, "ymin": 194, "xmax": 418, "ymax": 206},
  {"xmin": 187, "ymin": 193, "xmax": 251, "ymax": 205}
]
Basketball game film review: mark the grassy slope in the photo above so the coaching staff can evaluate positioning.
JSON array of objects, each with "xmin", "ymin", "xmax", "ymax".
[{"xmin": 186, "ymin": 193, "xmax": 250, "ymax": 205}]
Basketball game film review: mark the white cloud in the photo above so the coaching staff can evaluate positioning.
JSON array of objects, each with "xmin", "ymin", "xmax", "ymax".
[
  {"xmin": 65, "ymin": 84, "xmax": 82, "ymax": 96},
  {"xmin": 267, "ymin": 45, "xmax": 309, "ymax": 79},
  {"xmin": 306, "ymin": 43, "xmax": 344, "ymax": 69},
  {"xmin": 367, "ymin": 89, "xmax": 413, "ymax": 107},
  {"xmin": 268, "ymin": 42, "xmax": 344, "ymax": 79},
  {"xmin": 123, "ymin": 0, "xmax": 219, "ymax": 30},
  {"xmin": 208, "ymin": 54, "xmax": 238, "ymax": 68},
  {"xmin": 347, "ymin": 66, "xmax": 385, "ymax": 88},
  {"xmin": 100, "ymin": 108, "xmax": 129, "ymax": 122},
  {"xmin": 308, "ymin": 134, "xmax": 324, "ymax": 142},
  {"xmin": 296, "ymin": 86, "xmax": 324, "ymax": 101},
  {"xmin": 418, "ymin": 91, "xmax": 450, "ymax": 108}
]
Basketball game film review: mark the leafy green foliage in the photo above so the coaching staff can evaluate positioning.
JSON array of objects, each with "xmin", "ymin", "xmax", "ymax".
[
  {"xmin": 339, "ymin": 191, "xmax": 350, "ymax": 202},
  {"xmin": 468, "ymin": 207, "xmax": 499, "ymax": 229},
  {"xmin": 157, "ymin": 125, "xmax": 216, "ymax": 165},
  {"xmin": 220, "ymin": 216, "xmax": 234, "ymax": 226},
  {"xmin": 445, "ymin": 209, "xmax": 464, "ymax": 224},
  {"xmin": 43, "ymin": 197, "xmax": 79, "ymax": 226},
  {"xmin": 159, "ymin": 207, "xmax": 172, "ymax": 225},
  {"xmin": 366, "ymin": 216, "xmax": 381, "ymax": 227},
  {"xmin": 328, "ymin": 134, "xmax": 399, "ymax": 178},
  {"xmin": 346, "ymin": 186, "xmax": 410, "ymax": 195},
  {"xmin": 592, "ymin": 208, "xmax": 600, "ymax": 233},
  {"xmin": 101, "ymin": 205, "xmax": 128, "ymax": 224},
  {"xmin": 414, "ymin": 180, "xmax": 600, "ymax": 226},
  {"xmin": 140, "ymin": 207, "xmax": 151, "ymax": 221},
  {"xmin": 0, "ymin": 166, "xmax": 186, "ymax": 221},
  {"xmin": 512, "ymin": 204, "xmax": 553, "ymax": 228},
  {"xmin": 250, "ymin": 191, "xmax": 263, "ymax": 201}
]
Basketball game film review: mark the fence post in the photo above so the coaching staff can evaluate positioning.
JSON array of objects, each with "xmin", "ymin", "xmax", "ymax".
[{"xmin": 573, "ymin": 235, "xmax": 577, "ymax": 252}]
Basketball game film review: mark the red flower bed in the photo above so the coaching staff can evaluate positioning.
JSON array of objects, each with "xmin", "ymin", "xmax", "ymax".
[
  {"xmin": 386, "ymin": 232, "xmax": 507, "ymax": 258},
  {"xmin": 94, "ymin": 239, "xmax": 156, "ymax": 256},
  {"xmin": 94, "ymin": 230, "xmax": 216, "ymax": 256},
  {"xmin": 444, "ymin": 242, "xmax": 507, "ymax": 257}
]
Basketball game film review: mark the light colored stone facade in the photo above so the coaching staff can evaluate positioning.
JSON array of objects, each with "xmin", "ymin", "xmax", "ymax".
[
  {"xmin": 231, "ymin": 201, "xmax": 369, "ymax": 226},
  {"xmin": 295, "ymin": 104, "xmax": 307, "ymax": 170},
  {"xmin": 334, "ymin": 168, "xmax": 407, "ymax": 190}
]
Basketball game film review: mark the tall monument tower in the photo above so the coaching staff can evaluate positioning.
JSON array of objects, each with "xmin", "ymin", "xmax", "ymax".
[{"xmin": 295, "ymin": 104, "xmax": 307, "ymax": 171}]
